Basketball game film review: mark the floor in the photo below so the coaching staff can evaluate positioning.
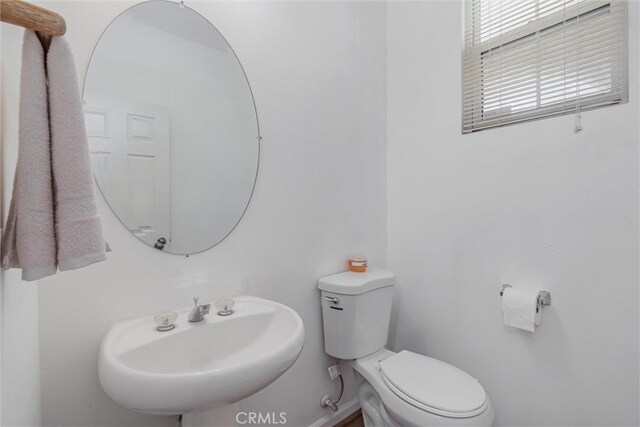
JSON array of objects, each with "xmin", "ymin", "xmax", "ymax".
[{"xmin": 334, "ymin": 410, "xmax": 364, "ymax": 427}]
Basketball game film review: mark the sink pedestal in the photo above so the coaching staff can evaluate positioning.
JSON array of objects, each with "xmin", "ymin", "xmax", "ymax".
[{"xmin": 183, "ymin": 404, "xmax": 238, "ymax": 427}]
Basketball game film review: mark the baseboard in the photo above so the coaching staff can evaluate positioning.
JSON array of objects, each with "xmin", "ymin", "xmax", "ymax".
[{"xmin": 308, "ymin": 398, "xmax": 360, "ymax": 427}]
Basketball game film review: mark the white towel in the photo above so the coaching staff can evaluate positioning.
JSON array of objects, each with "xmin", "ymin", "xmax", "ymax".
[
  {"xmin": 47, "ymin": 36, "xmax": 108, "ymax": 271},
  {"xmin": 1, "ymin": 32, "xmax": 108, "ymax": 281},
  {"xmin": 1, "ymin": 31, "xmax": 57, "ymax": 281}
]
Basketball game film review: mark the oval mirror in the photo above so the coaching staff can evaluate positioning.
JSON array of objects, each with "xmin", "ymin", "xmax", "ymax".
[{"xmin": 84, "ymin": 0, "xmax": 259, "ymax": 255}]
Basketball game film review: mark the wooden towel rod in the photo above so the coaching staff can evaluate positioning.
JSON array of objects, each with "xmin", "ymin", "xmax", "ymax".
[{"xmin": 0, "ymin": 0, "xmax": 66, "ymax": 47}]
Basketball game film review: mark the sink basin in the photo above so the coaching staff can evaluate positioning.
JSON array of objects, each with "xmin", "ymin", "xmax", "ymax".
[{"xmin": 98, "ymin": 296, "xmax": 305, "ymax": 415}]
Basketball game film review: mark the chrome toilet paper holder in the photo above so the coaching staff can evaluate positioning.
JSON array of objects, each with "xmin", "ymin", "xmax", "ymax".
[{"xmin": 500, "ymin": 284, "xmax": 551, "ymax": 313}]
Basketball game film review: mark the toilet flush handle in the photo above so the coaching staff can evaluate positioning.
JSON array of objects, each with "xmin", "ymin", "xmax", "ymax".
[{"xmin": 325, "ymin": 296, "xmax": 339, "ymax": 304}]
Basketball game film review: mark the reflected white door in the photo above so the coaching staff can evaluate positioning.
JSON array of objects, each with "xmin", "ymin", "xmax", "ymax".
[{"xmin": 84, "ymin": 93, "xmax": 171, "ymax": 250}]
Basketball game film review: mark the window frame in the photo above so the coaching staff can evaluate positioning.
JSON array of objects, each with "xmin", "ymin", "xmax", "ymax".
[{"xmin": 462, "ymin": 0, "xmax": 629, "ymax": 133}]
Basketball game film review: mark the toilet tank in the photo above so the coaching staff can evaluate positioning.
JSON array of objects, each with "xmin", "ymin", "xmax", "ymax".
[{"xmin": 318, "ymin": 269, "xmax": 395, "ymax": 360}]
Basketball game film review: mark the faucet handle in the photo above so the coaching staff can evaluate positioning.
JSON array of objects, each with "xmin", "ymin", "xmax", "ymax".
[
  {"xmin": 216, "ymin": 297, "xmax": 235, "ymax": 316},
  {"xmin": 153, "ymin": 311, "xmax": 177, "ymax": 332}
]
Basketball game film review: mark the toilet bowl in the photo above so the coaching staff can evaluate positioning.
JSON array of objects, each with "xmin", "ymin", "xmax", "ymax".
[{"xmin": 318, "ymin": 269, "xmax": 494, "ymax": 427}]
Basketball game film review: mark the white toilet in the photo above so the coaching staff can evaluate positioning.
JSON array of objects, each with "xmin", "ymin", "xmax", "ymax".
[{"xmin": 318, "ymin": 268, "xmax": 494, "ymax": 427}]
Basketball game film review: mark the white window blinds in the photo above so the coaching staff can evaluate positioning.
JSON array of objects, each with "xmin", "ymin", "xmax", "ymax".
[{"xmin": 462, "ymin": 0, "xmax": 628, "ymax": 133}]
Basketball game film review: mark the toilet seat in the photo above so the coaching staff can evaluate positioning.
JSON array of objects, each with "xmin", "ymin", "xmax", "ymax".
[
  {"xmin": 378, "ymin": 350, "xmax": 488, "ymax": 418},
  {"xmin": 350, "ymin": 349, "xmax": 494, "ymax": 426}
]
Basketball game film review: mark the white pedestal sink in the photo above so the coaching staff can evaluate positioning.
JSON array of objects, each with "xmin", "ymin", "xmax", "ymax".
[{"xmin": 98, "ymin": 296, "xmax": 305, "ymax": 415}]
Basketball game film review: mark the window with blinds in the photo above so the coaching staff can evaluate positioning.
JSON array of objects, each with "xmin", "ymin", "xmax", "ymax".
[{"xmin": 462, "ymin": 0, "xmax": 628, "ymax": 133}]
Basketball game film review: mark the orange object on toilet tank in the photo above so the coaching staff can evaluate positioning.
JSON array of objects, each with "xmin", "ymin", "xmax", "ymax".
[{"xmin": 348, "ymin": 257, "xmax": 368, "ymax": 272}]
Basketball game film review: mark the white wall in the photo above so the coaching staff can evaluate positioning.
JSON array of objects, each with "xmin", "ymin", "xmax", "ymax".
[
  {"xmin": 27, "ymin": 1, "xmax": 387, "ymax": 426},
  {"xmin": 0, "ymin": 24, "xmax": 42, "ymax": 427},
  {"xmin": 387, "ymin": 1, "xmax": 639, "ymax": 426},
  {"xmin": 4, "ymin": 2, "xmax": 637, "ymax": 426}
]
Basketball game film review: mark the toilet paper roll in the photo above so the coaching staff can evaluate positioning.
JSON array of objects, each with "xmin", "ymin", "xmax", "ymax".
[{"xmin": 502, "ymin": 287, "xmax": 540, "ymax": 332}]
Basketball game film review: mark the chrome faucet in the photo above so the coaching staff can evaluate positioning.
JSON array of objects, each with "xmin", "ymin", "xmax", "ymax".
[{"xmin": 188, "ymin": 297, "xmax": 211, "ymax": 322}]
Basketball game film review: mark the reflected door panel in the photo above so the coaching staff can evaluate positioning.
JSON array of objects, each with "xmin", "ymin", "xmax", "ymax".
[{"xmin": 85, "ymin": 93, "xmax": 171, "ymax": 250}]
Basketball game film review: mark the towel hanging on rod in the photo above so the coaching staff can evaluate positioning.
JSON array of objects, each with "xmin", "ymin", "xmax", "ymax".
[{"xmin": 0, "ymin": 0, "xmax": 66, "ymax": 48}]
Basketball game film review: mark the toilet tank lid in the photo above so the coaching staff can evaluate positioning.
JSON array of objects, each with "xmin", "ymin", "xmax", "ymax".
[{"xmin": 318, "ymin": 268, "xmax": 395, "ymax": 295}]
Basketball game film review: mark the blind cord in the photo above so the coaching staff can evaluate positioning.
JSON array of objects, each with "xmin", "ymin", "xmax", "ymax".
[{"xmin": 574, "ymin": 0, "xmax": 583, "ymax": 133}]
